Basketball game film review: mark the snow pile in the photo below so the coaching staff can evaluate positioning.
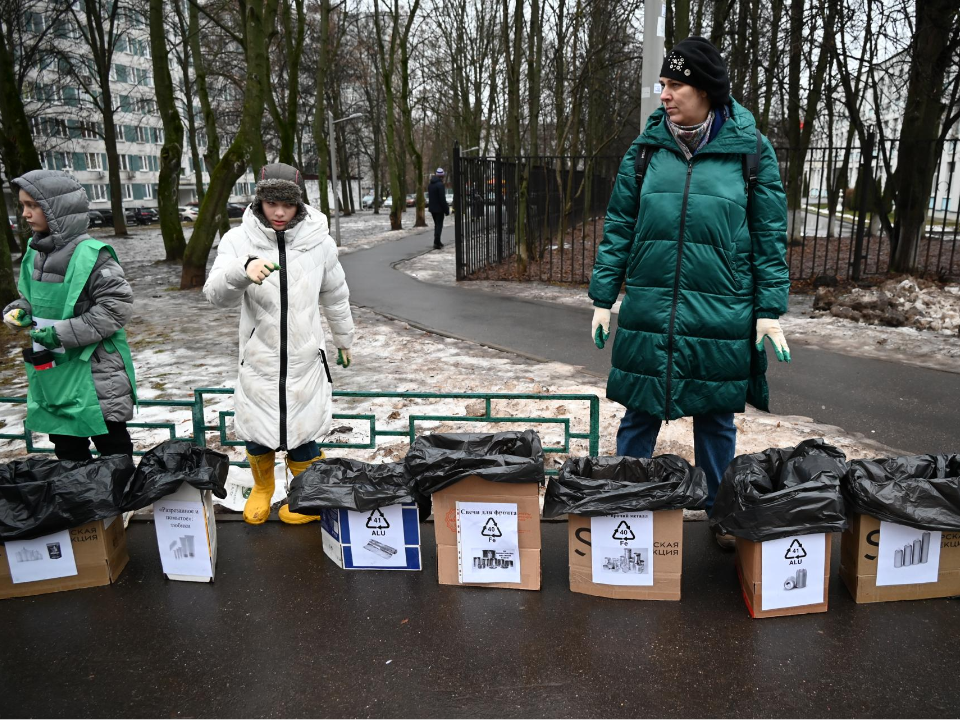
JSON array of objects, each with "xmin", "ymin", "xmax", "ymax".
[{"xmin": 814, "ymin": 278, "xmax": 960, "ymax": 335}]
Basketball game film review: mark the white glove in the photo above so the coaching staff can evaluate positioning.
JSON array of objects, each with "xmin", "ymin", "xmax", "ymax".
[
  {"xmin": 591, "ymin": 308, "xmax": 611, "ymax": 349},
  {"xmin": 756, "ymin": 318, "xmax": 791, "ymax": 362},
  {"xmin": 245, "ymin": 258, "xmax": 280, "ymax": 284}
]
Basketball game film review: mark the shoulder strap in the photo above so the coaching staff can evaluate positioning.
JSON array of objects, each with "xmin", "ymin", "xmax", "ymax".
[
  {"xmin": 633, "ymin": 145, "xmax": 659, "ymax": 189},
  {"xmin": 742, "ymin": 128, "xmax": 762, "ymax": 199}
]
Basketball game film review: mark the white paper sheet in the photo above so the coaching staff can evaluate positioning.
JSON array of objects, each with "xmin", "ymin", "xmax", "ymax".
[
  {"xmin": 6, "ymin": 529, "xmax": 77, "ymax": 584},
  {"xmin": 591, "ymin": 513, "xmax": 654, "ymax": 586},
  {"xmin": 346, "ymin": 505, "xmax": 407, "ymax": 567},
  {"xmin": 760, "ymin": 533, "xmax": 826, "ymax": 611},
  {"xmin": 876, "ymin": 521, "xmax": 941, "ymax": 586},
  {"xmin": 456, "ymin": 501, "xmax": 521, "ymax": 584},
  {"xmin": 154, "ymin": 498, "xmax": 213, "ymax": 578}
]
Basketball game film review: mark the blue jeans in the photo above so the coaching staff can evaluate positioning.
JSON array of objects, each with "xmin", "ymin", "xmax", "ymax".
[
  {"xmin": 245, "ymin": 440, "xmax": 320, "ymax": 462},
  {"xmin": 615, "ymin": 409, "xmax": 736, "ymax": 513}
]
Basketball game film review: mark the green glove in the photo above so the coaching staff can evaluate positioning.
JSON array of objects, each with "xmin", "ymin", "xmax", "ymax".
[
  {"xmin": 3, "ymin": 308, "xmax": 32, "ymax": 328},
  {"xmin": 337, "ymin": 348, "xmax": 352, "ymax": 368},
  {"xmin": 594, "ymin": 325, "xmax": 610, "ymax": 350},
  {"xmin": 30, "ymin": 326, "xmax": 60, "ymax": 349}
]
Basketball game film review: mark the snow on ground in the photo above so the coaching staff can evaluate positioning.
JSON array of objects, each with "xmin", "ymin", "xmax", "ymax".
[
  {"xmin": 397, "ymin": 245, "xmax": 960, "ymax": 374},
  {"xmin": 0, "ymin": 228, "xmax": 908, "ymax": 511}
]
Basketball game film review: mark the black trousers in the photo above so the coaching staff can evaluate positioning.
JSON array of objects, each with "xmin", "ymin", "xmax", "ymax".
[
  {"xmin": 50, "ymin": 421, "xmax": 133, "ymax": 462},
  {"xmin": 431, "ymin": 212, "xmax": 444, "ymax": 246}
]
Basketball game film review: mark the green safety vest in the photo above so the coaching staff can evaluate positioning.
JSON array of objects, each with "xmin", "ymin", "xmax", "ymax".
[{"xmin": 18, "ymin": 239, "xmax": 138, "ymax": 437}]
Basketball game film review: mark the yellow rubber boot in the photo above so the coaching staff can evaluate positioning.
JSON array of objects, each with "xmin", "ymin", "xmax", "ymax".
[
  {"xmin": 243, "ymin": 451, "xmax": 277, "ymax": 525},
  {"xmin": 278, "ymin": 453, "xmax": 325, "ymax": 525}
]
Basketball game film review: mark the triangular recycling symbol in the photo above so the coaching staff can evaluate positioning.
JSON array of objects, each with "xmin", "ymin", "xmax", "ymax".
[
  {"xmin": 612, "ymin": 521, "xmax": 635, "ymax": 541},
  {"xmin": 784, "ymin": 539, "xmax": 807, "ymax": 560},
  {"xmin": 366, "ymin": 509, "xmax": 390, "ymax": 529},
  {"xmin": 481, "ymin": 517, "xmax": 502, "ymax": 537}
]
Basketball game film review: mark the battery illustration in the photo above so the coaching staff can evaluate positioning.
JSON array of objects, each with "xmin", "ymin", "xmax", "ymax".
[{"xmin": 921, "ymin": 532, "xmax": 931, "ymax": 563}]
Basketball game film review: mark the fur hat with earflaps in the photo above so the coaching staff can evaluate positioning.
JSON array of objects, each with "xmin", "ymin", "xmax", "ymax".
[{"xmin": 253, "ymin": 162, "xmax": 309, "ymax": 229}]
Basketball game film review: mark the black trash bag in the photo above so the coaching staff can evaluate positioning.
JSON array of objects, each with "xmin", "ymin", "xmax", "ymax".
[
  {"xmin": 710, "ymin": 438, "xmax": 848, "ymax": 542},
  {"xmin": 842, "ymin": 455, "xmax": 960, "ymax": 531},
  {"xmin": 406, "ymin": 430, "xmax": 545, "ymax": 495},
  {"xmin": 0, "ymin": 454, "xmax": 134, "ymax": 542},
  {"xmin": 121, "ymin": 440, "xmax": 229, "ymax": 511},
  {"xmin": 543, "ymin": 455, "xmax": 708, "ymax": 518},
  {"xmin": 288, "ymin": 458, "xmax": 420, "ymax": 513}
]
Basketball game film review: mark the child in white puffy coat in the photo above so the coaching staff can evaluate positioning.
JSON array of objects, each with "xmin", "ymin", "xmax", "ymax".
[{"xmin": 204, "ymin": 163, "xmax": 355, "ymax": 525}]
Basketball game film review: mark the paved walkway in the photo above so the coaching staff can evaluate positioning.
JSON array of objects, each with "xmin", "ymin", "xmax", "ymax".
[
  {"xmin": 341, "ymin": 224, "xmax": 960, "ymax": 454},
  {"xmin": 2, "ymin": 521, "xmax": 958, "ymax": 718}
]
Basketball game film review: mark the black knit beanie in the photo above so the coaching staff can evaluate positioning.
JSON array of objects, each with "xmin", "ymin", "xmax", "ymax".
[{"xmin": 660, "ymin": 36, "xmax": 730, "ymax": 107}]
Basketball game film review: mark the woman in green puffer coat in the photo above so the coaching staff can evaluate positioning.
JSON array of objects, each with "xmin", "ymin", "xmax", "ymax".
[{"xmin": 587, "ymin": 37, "xmax": 791, "ymax": 544}]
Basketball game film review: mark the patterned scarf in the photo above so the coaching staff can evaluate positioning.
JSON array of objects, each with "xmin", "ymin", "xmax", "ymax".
[{"xmin": 666, "ymin": 110, "xmax": 714, "ymax": 160}]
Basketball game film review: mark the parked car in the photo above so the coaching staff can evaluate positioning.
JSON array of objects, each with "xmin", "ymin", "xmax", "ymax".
[
  {"xmin": 128, "ymin": 206, "xmax": 158, "ymax": 226},
  {"xmin": 226, "ymin": 202, "xmax": 247, "ymax": 218},
  {"xmin": 382, "ymin": 196, "xmax": 393, "ymax": 209},
  {"xmin": 179, "ymin": 206, "xmax": 199, "ymax": 222},
  {"xmin": 87, "ymin": 210, "xmax": 106, "ymax": 228},
  {"xmin": 361, "ymin": 193, "xmax": 375, "ymax": 209},
  {"xmin": 445, "ymin": 191, "xmax": 455, "ymax": 209},
  {"xmin": 405, "ymin": 194, "xmax": 416, "ymax": 207}
]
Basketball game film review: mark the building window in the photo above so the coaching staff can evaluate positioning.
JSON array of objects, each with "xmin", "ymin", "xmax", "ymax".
[
  {"xmin": 119, "ymin": 154, "xmax": 130, "ymax": 171},
  {"xmin": 143, "ymin": 183, "xmax": 153, "ymax": 199},
  {"xmin": 85, "ymin": 152, "xmax": 103, "ymax": 171},
  {"xmin": 136, "ymin": 126, "xmax": 149, "ymax": 143},
  {"xmin": 25, "ymin": 11, "xmax": 45, "ymax": 33},
  {"xmin": 122, "ymin": 184, "xmax": 134, "ymax": 200},
  {"xmin": 114, "ymin": 123, "xmax": 124, "ymax": 141},
  {"xmin": 79, "ymin": 120, "xmax": 102, "ymax": 139},
  {"xmin": 89, "ymin": 184, "xmax": 108, "ymax": 202}
]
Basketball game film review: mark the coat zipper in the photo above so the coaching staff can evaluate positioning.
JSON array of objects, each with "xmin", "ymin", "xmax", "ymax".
[
  {"xmin": 318, "ymin": 349, "xmax": 332, "ymax": 384},
  {"xmin": 277, "ymin": 232, "xmax": 288, "ymax": 450},
  {"xmin": 665, "ymin": 161, "xmax": 694, "ymax": 420}
]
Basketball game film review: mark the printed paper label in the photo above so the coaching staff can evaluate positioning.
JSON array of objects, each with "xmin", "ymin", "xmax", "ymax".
[
  {"xmin": 876, "ymin": 521, "xmax": 941, "ymax": 586},
  {"xmin": 641, "ymin": 87, "xmax": 651, "ymax": 99},
  {"xmin": 154, "ymin": 499, "xmax": 212, "ymax": 578},
  {"xmin": 656, "ymin": 16, "xmax": 665, "ymax": 37},
  {"xmin": 456, "ymin": 502, "xmax": 520, "ymax": 584},
  {"xmin": 346, "ymin": 504, "xmax": 407, "ymax": 567},
  {"xmin": 760, "ymin": 533, "xmax": 826, "ymax": 611},
  {"xmin": 654, "ymin": 82, "xmax": 663, "ymax": 95},
  {"xmin": 591, "ymin": 513, "xmax": 654, "ymax": 586},
  {"xmin": 6, "ymin": 529, "xmax": 77, "ymax": 584}
]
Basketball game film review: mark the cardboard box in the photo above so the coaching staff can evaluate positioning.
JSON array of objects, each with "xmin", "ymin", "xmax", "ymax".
[
  {"xmin": 567, "ymin": 510, "xmax": 683, "ymax": 601},
  {"xmin": 0, "ymin": 517, "xmax": 128, "ymax": 600},
  {"xmin": 736, "ymin": 533, "xmax": 831, "ymax": 618},
  {"xmin": 840, "ymin": 513, "xmax": 960, "ymax": 603},
  {"xmin": 431, "ymin": 475, "xmax": 541, "ymax": 590},
  {"xmin": 320, "ymin": 503, "xmax": 422, "ymax": 570},
  {"xmin": 153, "ymin": 482, "xmax": 217, "ymax": 582}
]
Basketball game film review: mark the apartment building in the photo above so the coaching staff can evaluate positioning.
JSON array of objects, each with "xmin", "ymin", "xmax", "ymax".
[{"xmin": 4, "ymin": 1, "xmax": 256, "ymax": 217}]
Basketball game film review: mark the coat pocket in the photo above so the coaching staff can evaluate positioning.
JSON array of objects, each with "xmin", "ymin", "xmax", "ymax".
[
  {"xmin": 318, "ymin": 349, "xmax": 333, "ymax": 384},
  {"xmin": 721, "ymin": 248, "xmax": 742, "ymax": 291},
  {"xmin": 240, "ymin": 326, "xmax": 256, "ymax": 366}
]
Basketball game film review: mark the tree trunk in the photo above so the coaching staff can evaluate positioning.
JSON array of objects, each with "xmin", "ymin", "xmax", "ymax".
[
  {"xmin": 889, "ymin": 0, "xmax": 958, "ymax": 273},
  {"xmin": 374, "ymin": 0, "xmax": 404, "ymax": 230},
  {"xmin": 188, "ymin": 1, "xmax": 229, "ymax": 236},
  {"xmin": 311, "ymin": 0, "xmax": 332, "ymax": 215},
  {"xmin": 181, "ymin": 0, "xmax": 274, "ymax": 288},
  {"xmin": 399, "ymin": 0, "xmax": 426, "ymax": 228},
  {"xmin": 0, "ymin": 34, "xmax": 41, "ymax": 303},
  {"xmin": 150, "ymin": 0, "xmax": 186, "ymax": 262},
  {"xmin": 673, "ymin": 0, "xmax": 690, "ymax": 43},
  {"xmin": 527, "ymin": 0, "xmax": 542, "ymax": 158}
]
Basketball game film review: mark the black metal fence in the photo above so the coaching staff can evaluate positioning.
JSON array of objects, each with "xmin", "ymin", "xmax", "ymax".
[
  {"xmin": 453, "ymin": 135, "xmax": 960, "ymax": 284},
  {"xmin": 452, "ymin": 144, "xmax": 619, "ymax": 283}
]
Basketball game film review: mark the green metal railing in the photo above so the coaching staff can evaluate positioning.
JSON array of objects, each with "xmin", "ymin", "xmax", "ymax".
[{"xmin": 1, "ymin": 389, "xmax": 601, "ymax": 475}]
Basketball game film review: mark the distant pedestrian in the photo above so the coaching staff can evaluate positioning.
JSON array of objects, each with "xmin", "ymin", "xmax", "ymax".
[{"xmin": 427, "ymin": 168, "xmax": 450, "ymax": 249}]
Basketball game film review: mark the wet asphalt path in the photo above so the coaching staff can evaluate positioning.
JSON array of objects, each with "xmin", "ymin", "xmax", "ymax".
[
  {"xmin": 341, "ymin": 225, "xmax": 960, "ymax": 455},
  {"xmin": 2, "ymin": 520, "xmax": 959, "ymax": 718}
]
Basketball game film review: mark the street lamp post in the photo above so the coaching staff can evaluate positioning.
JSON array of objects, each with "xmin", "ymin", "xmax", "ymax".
[{"xmin": 327, "ymin": 111, "xmax": 363, "ymax": 247}]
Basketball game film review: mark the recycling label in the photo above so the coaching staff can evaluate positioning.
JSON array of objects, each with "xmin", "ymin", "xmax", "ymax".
[
  {"xmin": 590, "ymin": 513, "xmax": 654, "ymax": 586},
  {"xmin": 456, "ymin": 501, "xmax": 520, "ymax": 584},
  {"xmin": 346, "ymin": 504, "xmax": 406, "ymax": 567},
  {"xmin": 759, "ymin": 533, "xmax": 826, "ymax": 611}
]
